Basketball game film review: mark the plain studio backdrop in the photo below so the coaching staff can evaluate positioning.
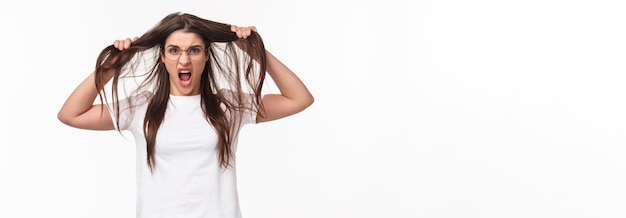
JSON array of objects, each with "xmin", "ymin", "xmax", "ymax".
[{"xmin": 1, "ymin": 0, "xmax": 626, "ymax": 217}]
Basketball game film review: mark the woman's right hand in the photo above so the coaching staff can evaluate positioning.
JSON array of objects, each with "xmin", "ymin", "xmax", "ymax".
[
  {"xmin": 113, "ymin": 36, "xmax": 138, "ymax": 51},
  {"xmin": 105, "ymin": 36, "xmax": 138, "ymax": 73}
]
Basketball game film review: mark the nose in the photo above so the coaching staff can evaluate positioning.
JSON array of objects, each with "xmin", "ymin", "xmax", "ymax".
[{"xmin": 178, "ymin": 51, "xmax": 191, "ymax": 64}]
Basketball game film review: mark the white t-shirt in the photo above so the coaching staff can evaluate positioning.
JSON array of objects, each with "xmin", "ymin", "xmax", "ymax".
[{"xmin": 109, "ymin": 91, "xmax": 256, "ymax": 218}]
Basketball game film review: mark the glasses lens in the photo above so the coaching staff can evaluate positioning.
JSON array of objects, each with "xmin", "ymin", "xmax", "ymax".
[
  {"xmin": 188, "ymin": 47, "xmax": 203, "ymax": 61},
  {"xmin": 164, "ymin": 47, "xmax": 205, "ymax": 61},
  {"xmin": 165, "ymin": 48, "xmax": 179, "ymax": 61}
]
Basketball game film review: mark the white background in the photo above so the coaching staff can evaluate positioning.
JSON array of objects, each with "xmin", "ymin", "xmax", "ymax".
[{"xmin": 1, "ymin": 0, "xmax": 626, "ymax": 217}]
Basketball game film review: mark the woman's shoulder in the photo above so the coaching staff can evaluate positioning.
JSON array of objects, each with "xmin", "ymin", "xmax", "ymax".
[
  {"xmin": 112, "ymin": 90, "xmax": 154, "ymax": 109},
  {"xmin": 134, "ymin": 91, "xmax": 154, "ymax": 104},
  {"xmin": 217, "ymin": 88, "xmax": 254, "ymax": 101}
]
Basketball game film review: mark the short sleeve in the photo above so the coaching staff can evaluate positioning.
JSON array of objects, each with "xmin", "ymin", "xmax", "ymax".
[
  {"xmin": 106, "ymin": 91, "xmax": 151, "ymax": 131},
  {"xmin": 218, "ymin": 89, "xmax": 258, "ymax": 126}
]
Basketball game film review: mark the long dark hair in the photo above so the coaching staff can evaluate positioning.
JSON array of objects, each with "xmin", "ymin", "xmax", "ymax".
[{"xmin": 94, "ymin": 12, "xmax": 266, "ymax": 171}]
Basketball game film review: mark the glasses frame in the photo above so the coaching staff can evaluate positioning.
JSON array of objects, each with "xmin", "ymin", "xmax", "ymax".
[{"xmin": 162, "ymin": 46, "xmax": 208, "ymax": 61}]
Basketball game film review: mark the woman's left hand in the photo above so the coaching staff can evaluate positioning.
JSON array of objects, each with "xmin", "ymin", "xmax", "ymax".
[{"xmin": 231, "ymin": 25, "xmax": 257, "ymax": 39}]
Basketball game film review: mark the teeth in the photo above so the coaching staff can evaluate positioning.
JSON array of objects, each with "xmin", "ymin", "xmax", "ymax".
[{"xmin": 179, "ymin": 71, "xmax": 190, "ymax": 73}]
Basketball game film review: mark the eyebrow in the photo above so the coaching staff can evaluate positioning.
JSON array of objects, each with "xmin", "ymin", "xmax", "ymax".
[{"xmin": 166, "ymin": 45, "xmax": 204, "ymax": 49}]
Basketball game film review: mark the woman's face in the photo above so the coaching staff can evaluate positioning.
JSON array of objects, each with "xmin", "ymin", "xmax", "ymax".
[{"xmin": 161, "ymin": 30, "xmax": 210, "ymax": 96}]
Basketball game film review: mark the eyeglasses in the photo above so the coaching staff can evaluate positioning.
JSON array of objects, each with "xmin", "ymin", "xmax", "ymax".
[{"xmin": 163, "ymin": 46, "xmax": 207, "ymax": 61}]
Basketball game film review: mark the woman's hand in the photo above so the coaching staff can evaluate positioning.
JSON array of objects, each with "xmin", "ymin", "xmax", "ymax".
[
  {"xmin": 231, "ymin": 25, "xmax": 257, "ymax": 39},
  {"xmin": 113, "ymin": 36, "xmax": 138, "ymax": 51},
  {"xmin": 107, "ymin": 36, "xmax": 138, "ymax": 69}
]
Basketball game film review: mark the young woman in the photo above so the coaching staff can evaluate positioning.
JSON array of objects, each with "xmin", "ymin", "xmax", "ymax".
[{"xmin": 57, "ymin": 12, "xmax": 313, "ymax": 218}]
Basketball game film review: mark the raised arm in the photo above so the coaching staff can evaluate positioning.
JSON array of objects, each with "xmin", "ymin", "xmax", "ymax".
[
  {"xmin": 256, "ymin": 50, "xmax": 314, "ymax": 123},
  {"xmin": 231, "ymin": 25, "xmax": 314, "ymax": 123},
  {"xmin": 57, "ymin": 38, "xmax": 135, "ymax": 130},
  {"xmin": 57, "ymin": 70, "xmax": 115, "ymax": 130}
]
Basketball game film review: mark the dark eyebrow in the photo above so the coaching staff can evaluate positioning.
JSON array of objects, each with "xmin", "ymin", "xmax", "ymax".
[{"xmin": 165, "ymin": 45, "xmax": 204, "ymax": 49}]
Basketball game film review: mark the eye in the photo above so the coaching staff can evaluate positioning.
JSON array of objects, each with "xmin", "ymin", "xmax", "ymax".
[
  {"xmin": 189, "ymin": 47, "xmax": 202, "ymax": 54},
  {"xmin": 167, "ymin": 47, "xmax": 180, "ymax": 55}
]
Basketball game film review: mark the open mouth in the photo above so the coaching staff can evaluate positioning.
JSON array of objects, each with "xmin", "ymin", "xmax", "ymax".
[{"xmin": 179, "ymin": 70, "xmax": 192, "ymax": 86}]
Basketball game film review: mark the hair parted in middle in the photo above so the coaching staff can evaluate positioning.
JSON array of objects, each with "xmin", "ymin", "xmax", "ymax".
[{"xmin": 93, "ymin": 12, "xmax": 267, "ymax": 172}]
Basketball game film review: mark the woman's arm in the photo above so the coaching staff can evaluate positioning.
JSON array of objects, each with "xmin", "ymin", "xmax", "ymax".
[
  {"xmin": 57, "ymin": 38, "xmax": 135, "ymax": 130},
  {"xmin": 231, "ymin": 25, "xmax": 314, "ymax": 123},
  {"xmin": 256, "ymin": 50, "xmax": 314, "ymax": 123},
  {"xmin": 57, "ymin": 70, "xmax": 115, "ymax": 130}
]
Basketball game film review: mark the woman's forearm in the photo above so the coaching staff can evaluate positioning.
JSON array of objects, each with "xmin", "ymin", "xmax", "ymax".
[
  {"xmin": 265, "ymin": 51, "xmax": 313, "ymax": 103},
  {"xmin": 57, "ymin": 71, "xmax": 114, "ymax": 129},
  {"xmin": 256, "ymin": 50, "xmax": 314, "ymax": 123}
]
